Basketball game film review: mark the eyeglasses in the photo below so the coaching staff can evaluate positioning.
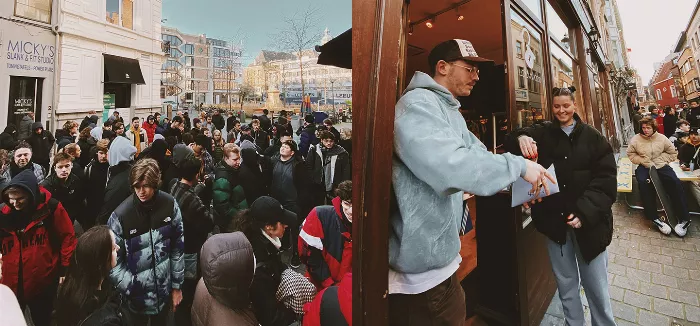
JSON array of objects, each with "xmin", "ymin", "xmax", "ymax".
[{"xmin": 449, "ymin": 62, "xmax": 479, "ymax": 76}]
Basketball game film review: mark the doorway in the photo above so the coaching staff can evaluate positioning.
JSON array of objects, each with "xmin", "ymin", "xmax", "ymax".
[{"xmin": 7, "ymin": 76, "xmax": 43, "ymax": 128}]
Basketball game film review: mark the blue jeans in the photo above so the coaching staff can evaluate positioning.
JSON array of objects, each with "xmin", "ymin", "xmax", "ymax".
[{"xmin": 635, "ymin": 165, "xmax": 689, "ymax": 222}]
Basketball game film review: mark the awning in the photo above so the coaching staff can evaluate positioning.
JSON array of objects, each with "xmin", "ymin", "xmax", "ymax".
[
  {"xmin": 316, "ymin": 28, "xmax": 351, "ymax": 69},
  {"xmin": 103, "ymin": 54, "xmax": 146, "ymax": 84}
]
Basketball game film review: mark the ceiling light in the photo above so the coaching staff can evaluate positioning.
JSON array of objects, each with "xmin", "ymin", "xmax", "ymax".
[
  {"xmin": 456, "ymin": 7, "xmax": 464, "ymax": 20},
  {"xmin": 426, "ymin": 19, "xmax": 434, "ymax": 28}
]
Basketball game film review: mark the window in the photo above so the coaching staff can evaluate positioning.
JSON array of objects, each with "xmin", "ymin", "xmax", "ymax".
[
  {"xmin": 656, "ymin": 89, "xmax": 662, "ymax": 100},
  {"xmin": 184, "ymin": 44, "xmax": 194, "ymax": 55},
  {"xmin": 695, "ymin": 78, "xmax": 700, "ymax": 90},
  {"xmin": 185, "ymin": 69, "xmax": 194, "ymax": 79},
  {"xmin": 516, "ymin": 41, "xmax": 523, "ymax": 58},
  {"xmin": 104, "ymin": 83, "xmax": 131, "ymax": 108},
  {"xmin": 671, "ymin": 85, "xmax": 677, "ymax": 98},
  {"xmin": 162, "ymin": 35, "xmax": 182, "ymax": 47},
  {"xmin": 106, "ymin": 0, "xmax": 133, "ymax": 29},
  {"xmin": 185, "ymin": 57, "xmax": 194, "ymax": 67},
  {"xmin": 694, "ymin": 37, "xmax": 698, "ymax": 50},
  {"xmin": 15, "ymin": 0, "xmax": 52, "ymax": 23}
]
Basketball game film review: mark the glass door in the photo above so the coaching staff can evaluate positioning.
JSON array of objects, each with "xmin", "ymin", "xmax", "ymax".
[{"xmin": 7, "ymin": 76, "xmax": 42, "ymax": 130}]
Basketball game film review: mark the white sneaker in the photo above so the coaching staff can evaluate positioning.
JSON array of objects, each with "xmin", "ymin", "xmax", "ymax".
[
  {"xmin": 675, "ymin": 220, "xmax": 691, "ymax": 237},
  {"xmin": 653, "ymin": 218, "xmax": 672, "ymax": 235}
]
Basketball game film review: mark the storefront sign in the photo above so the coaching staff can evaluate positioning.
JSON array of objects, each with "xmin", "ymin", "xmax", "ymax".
[
  {"xmin": 525, "ymin": 49, "xmax": 535, "ymax": 69},
  {"xmin": 515, "ymin": 89, "xmax": 528, "ymax": 101},
  {"xmin": 104, "ymin": 94, "xmax": 115, "ymax": 111},
  {"xmin": 5, "ymin": 40, "xmax": 55, "ymax": 73}
]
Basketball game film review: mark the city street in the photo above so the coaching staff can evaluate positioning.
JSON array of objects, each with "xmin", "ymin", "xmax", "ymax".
[{"xmin": 540, "ymin": 200, "xmax": 700, "ymax": 326}]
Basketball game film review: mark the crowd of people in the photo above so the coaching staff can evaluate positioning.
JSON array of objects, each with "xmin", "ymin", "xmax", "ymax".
[{"xmin": 0, "ymin": 107, "xmax": 352, "ymax": 326}]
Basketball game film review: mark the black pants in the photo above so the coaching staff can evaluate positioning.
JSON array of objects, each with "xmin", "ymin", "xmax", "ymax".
[
  {"xmin": 175, "ymin": 279, "xmax": 196, "ymax": 326},
  {"xmin": 388, "ymin": 273, "xmax": 466, "ymax": 326},
  {"xmin": 636, "ymin": 165, "xmax": 690, "ymax": 222},
  {"xmin": 130, "ymin": 305, "xmax": 171, "ymax": 326},
  {"xmin": 21, "ymin": 279, "xmax": 59, "ymax": 326}
]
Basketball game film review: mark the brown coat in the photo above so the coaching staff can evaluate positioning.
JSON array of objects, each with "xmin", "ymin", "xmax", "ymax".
[
  {"xmin": 627, "ymin": 132, "xmax": 677, "ymax": 168},
  {"xmin": 191, "ymin": 232, "xmax": 258, "ymax": 326}
]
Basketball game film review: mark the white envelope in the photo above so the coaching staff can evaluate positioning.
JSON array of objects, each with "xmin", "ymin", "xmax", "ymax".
[{"xmin": 511, "ymin": 164, "xmax": 560, "ymax": 207}]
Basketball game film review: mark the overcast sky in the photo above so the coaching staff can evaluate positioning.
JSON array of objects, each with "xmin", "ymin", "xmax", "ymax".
[
  {"xmin": 617, "ymin": 0, "xmax": 697, "ymax": 83},
  {"xmin": 162, "ymin": 0, "xmax": 351, "ymax": 65}
]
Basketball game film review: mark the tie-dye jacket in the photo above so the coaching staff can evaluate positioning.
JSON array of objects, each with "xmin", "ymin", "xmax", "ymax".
[{"xmin": 108, "ymin": 191, "xmax": 185, "ymax": 315}]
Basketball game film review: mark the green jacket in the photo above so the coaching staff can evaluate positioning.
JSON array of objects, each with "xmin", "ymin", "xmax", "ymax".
[{"xmin": 212, "ymin": 161, "xmax": 248, "ymax": 232}]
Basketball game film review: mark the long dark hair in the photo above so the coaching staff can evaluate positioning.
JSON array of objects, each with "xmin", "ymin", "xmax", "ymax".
[{"xmin": 53, "ymin": 226, "xmax": 114, "ymax": 326}]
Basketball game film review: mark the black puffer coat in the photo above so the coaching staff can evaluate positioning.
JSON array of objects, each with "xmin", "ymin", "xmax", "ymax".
[{"xmin": 507, "ymin": 114, "xmax": 616, "ymax": 263}]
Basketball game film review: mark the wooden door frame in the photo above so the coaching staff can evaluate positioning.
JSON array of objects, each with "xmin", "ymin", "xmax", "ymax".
[{"xmin": 352, "ymin": 0, "xmax": 406, "ymax": 324}]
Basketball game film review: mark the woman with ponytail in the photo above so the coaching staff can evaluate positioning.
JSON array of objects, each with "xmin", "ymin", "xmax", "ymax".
[
  {"xmin": 53, "ymin": 226, "xmax": 128, "ymax": 326},
  {"xmin": 509, "ymin": 86, "xmax": 617, "ymax": 325}
]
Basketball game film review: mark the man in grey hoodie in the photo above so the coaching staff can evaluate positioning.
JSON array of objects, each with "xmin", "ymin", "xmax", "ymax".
[
  {"xmin": 17, "ymin": 112, "xmax": 34, "ymax": 141},
  {"xmin": 96, "ymin": 136, "xmax": 137, "ymax": 225},
  {"xmin": 389, "ymin": 39, "xmax": 553, "ymax": 324}
]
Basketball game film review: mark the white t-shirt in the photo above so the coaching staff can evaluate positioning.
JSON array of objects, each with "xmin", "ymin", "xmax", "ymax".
[{"xmin": 388, "ymin": 254, "xmax": 461, "ymax": 294}]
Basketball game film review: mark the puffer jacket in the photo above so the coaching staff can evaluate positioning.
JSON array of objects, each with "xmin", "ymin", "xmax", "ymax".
[
  {"xmin": 0, "ymin": 169, "xmax": 77, "ymax": 303},
  {"xmin": 1, "ymin": 162, "xmax": 45, "ymax": 186},
  {"xmin": 41, "ymin": 173, "xmax": 86, "ymax": 225},
  {"xmin": 627, "ymin": 131, "xmax": 677, "ymax": 169},
  {"xmin": 191, "ymin": 232, "xmax": 258, "ymax": 326},
  {"xmin": 18, "ymin": 115, "xmax": 34, "ymax": 140},
  {"xmin": 507, "ymin": 114, "xmax": 616, "ymax": 262},
  {"xmin": 302, "ymin": 273, "xmax": 352, "ymax": 326},
  {"xmin": 306, "ymin": 144, "xmax": 351, "ymax": 193},
  {"xmin": 212, "ymin": 161, "xmax": 249, "ymax": 232},
  {"xmin": 107, "ymin": 191, "xmax": 185, "ymax": 315},
  {"xmin": 679, "ymin": 139, "xmax": 700, "ymax": 171}
]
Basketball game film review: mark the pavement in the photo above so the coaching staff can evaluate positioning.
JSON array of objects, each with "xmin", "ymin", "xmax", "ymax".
[{"xmin": 540, "ymin": 198, "xmax": 700, "ymax": 326}]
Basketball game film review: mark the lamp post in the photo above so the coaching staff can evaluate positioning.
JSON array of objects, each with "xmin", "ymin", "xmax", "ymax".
[{"xmin": 330, "ymin": 79, "xmax": 336, "ymax": 113}]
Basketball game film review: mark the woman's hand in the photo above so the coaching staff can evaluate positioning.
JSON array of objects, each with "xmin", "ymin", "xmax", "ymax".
[
  {"xmin": 518, "ymin": 135, "xmax": 538, "ymax": 159},
  {"xmin": 566, "ymin": 214, "xmax": 582, "ymax": 228}
]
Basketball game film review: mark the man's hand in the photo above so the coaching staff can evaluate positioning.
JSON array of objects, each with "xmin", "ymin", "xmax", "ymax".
[
  {"xmin": 522, "ymin": 159, "xmax": 556, "ymax": 198},
  {"xmin": 682, "ymin": 164, "xmax": 691, "ymax": 171},
  {"xmin": 566, "ymin": 214, "xmax": 582, "ymax": 228},
  {"xmin": 518, "ymin": 135, "xmax": 538, "ymax": 159},
  {"xmin": 171, "ymin": 289, "xmax": 183, "ymax": 312}
]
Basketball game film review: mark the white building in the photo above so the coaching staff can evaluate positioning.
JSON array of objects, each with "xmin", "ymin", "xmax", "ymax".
[
  {"xmin": 54, "ymin": 0, "xmax": 164, "ymax": 126},
  {"xmin": 0, "ymin": 0, "xmax": 57, "ymax": 130},
  {"xmin": 243, "ymin": 28, "xmax": 352, "ymax": 106}
]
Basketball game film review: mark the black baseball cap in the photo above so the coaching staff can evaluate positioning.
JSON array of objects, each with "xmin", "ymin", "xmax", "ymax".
[
  {"xmin": 690, "ymin": 127, "xmax": 699, "ymax": 135},
  {"xmin": 240, "ymin": 124, "xmax": 251, "ymax": 131},
  {"xmin": 429, "ymin": 39, "xmax": 495, "ymax": 70},
  {"xmin": 172, "ymin": 116, "xmax": 183, "ymax": 123},
  {"xmin": 250, "ymin": 196, "xmax": 297, "ymax": 226}
]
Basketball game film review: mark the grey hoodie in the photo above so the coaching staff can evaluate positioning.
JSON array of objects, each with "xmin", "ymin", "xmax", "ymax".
[
  {"xmin": 390, "ymin": 71, "xmax": 528, "ymax": 274},
  {"xmin": 108, "ymin": 136, "xmax": 136, "ymax": 167}
]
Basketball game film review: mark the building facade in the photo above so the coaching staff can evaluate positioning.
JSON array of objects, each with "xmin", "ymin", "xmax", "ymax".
[
  {"xmin": 53, "ymin": 0, "xmax": 164, "ymax": 127},
  {"xmin": 652, "ymin": 59, "xmax": 683, "ymax": 108},
  {"xmin": 161, "ymin": 27, "xmax": 242, "ymax": 111},
  {"xmin": 243, "ymin": 29, "xmax": 352, "ymax": 106},
  {"xmin": 678, "ymin": 46, "xmax": 700, "ymax": 102},
  {"xmin": 0, "ymin": 0, "xmax": 57, "ymax": 130}
]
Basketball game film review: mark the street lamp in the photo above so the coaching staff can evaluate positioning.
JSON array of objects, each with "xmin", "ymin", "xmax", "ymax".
[{"xmin": 330, "ymin": 79, "xmax": 336, "ymax": 113}]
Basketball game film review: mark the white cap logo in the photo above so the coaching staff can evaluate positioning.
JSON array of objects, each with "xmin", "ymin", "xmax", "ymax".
[{"xmin": 455, "ymin": 39, "xmax": 479, "ymax": 58}]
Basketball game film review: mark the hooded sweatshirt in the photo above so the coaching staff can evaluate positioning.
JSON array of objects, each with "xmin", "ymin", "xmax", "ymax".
[
  {"xmin": 0, "ymin": 125, "xmax": 18, "ymax": 151},
  {"xmin": 191, "ymin": 232, "xmax": 258, "ymax": 326},
  {"xmin": 27, "ymin": 122, "xmax": 54, "ymax": 163},
  {"xmin": 389, "ymin": 71, "xmax": 527, "ymax": 292},
  {"xmin": 18, "ymin": 115, "xmax": 34, "ymax": 140},
  {"xmin": 96, "ymin": 137, "xmax": 136, "ymax": 225}
]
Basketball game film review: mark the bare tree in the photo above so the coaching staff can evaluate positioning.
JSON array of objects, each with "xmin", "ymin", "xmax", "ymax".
[
  {"xmin": 270, "ymin": 6, "xmax": 323, "ymax": 106},
  {"xmin": 239, "ymin": 83, "xmax": 254, "ymax": 111}
]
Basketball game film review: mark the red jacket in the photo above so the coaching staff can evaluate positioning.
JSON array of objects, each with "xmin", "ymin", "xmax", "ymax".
[
  {"xmin": 0, "ymin": 185, "xmax": 76, "ymax": 302},
  {"xmin": 142, "ymin": 121, "xmax": 158, "ymax": 143},
  {"xmin": 656, "ymin": 115, "xmax": 665, "ymax": 136},
  {"xmin": 303, "ymin": 273, "xmax": 351, "ymax": 326},
  {"xmin": 299, "ymin": 196, "xmax": 352, "ymax": 289}
]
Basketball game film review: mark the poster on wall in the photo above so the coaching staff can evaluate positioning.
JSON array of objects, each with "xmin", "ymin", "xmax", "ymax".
[{"xmin": 103, "ymin": 94, "xmax": 115, "ymax": 122}]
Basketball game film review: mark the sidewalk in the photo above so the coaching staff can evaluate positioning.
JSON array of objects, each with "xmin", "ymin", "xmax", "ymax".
[{"xmin": 541, "ymin": 199, "xmax": 700, "ymax": 326}]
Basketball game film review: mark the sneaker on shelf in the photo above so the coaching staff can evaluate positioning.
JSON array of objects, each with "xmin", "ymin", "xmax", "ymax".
[
  {"xmin": 290, "ymin": 255, "xmax": 301, "ymax": 269},
  {"xmin": 675, "ymin": 220, "xmax": 692, "ymax": 237},
  {"xmin": 653, "ymin": 218, "xmax": 672, "ymax": 235}
]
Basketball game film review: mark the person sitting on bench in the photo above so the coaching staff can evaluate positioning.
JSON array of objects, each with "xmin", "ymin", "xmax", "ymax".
[
  {"xmin": 627, "ymin": 117, "xmax": 691, "ymax": 236},
  {"xmin": 680, "ymin": 127, "xmax": 700, "ymax": 210}
]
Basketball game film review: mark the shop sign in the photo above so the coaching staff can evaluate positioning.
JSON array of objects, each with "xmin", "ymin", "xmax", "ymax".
[
  {"xmin": 515, "ymin": 89, "xmax": 528, "ymax": 101},
  {"xmin": 103, "ymin": 94, "xmax": 116, "ymax": 111},
  {"xmin": 5, "ymin": 39, "xmax": 55, "ymax": 73}
]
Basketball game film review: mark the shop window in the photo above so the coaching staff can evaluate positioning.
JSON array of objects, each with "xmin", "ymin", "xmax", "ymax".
[
  {"xmin": 549, "ymin": 41, "xmax": 582, "ymax": 106},
  {"xmin": 104, "ymin": 83, "xmax": 131, "ymax": 108},
  {"xmin": 518, "ymin": 0, "xmax": 542, "ymax": 20},
  {"xmin": 511, "ymin": 10, "xmax": 547, "ymax": 128},
  {"xmin": 8, "ymin": 77, "xmax": 43, "ymax": 130},
  {"xmin": 546, "ymin": 1, "xmax": 575, "ymax": 53},
  {"xmin": 15, "ymin": 0, "xmax": 52, "ymax": 23},
  {"xmin": 106, "ymin": 0, "xmax": 133, "ymax": 30}
]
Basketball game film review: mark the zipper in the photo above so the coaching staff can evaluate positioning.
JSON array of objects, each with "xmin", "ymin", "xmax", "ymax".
[{"xmin": 148, "ymin": 227, "xmax": 161, "ymax": 313}]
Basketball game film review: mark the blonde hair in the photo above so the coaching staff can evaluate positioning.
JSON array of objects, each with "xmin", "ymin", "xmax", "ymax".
[
  {"xmin": 64, "ymin": 143, "xmax": 80, "ymax": 159},
  {"xmin": 223, "ymin": 143, "xmax": 240, "ymax": 158},
  {"xmin": 130, "ymin": 158, "xmax": 161, "ymax": 189},
  {"xmin": 340, "ymin": 128, "xmax": 351, "ymax": 140}
]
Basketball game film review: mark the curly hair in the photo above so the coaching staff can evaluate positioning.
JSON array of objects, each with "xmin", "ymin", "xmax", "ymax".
[
  {"xmin": 639, "ymin": 117, "xmax": 658, "ymax": 133},
  {"xmin": 335, "ymin": 180, "xmax": 352, "ymax": 201}
]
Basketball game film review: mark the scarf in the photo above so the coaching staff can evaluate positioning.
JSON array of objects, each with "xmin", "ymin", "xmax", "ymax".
[
  {"xmin": 132, "ymin": 128, "xmax": 142, "ymax": 155},
  {"xmin": 261, "ymin": 228, "xmax": 282, "ymax": 249}
]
